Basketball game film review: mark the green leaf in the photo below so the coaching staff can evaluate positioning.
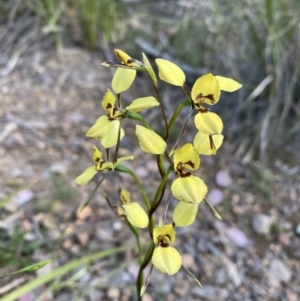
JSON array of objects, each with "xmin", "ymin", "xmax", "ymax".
[
  {"xmin": 80, "ymin": 174, "xmax": 108, "ymax": 211},
  {"xmin": 204, "ymin": 198, "xmax": 222, "ymax": 220},
  {"xmin": 182, "ymin": 265, "xmax": 202, "ymax": 287},
  {"xmin": 0, "ymin": 260, "xmax": 52, "ymax": 279},
  {"xmin": 151, "ymin": 166, "xmax": 173, "ymax": 210}
]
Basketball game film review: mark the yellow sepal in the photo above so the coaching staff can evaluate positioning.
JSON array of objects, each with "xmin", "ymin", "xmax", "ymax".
[
  {"xmin": 194, "ymin": 111, "xmax": 223, "ymax": 134},
  {"xmin": 155, "ymin": 59, "xmax": 185, "ymax": 86},
  {"xmin": 193, "ymin": 132, "xmax": 224, "ymax": 155},
  {"xmin": 173, "ymin": 202, "xmax": 198, "ymax": 227},
  {"xmin": 135, "ymin": 125, "xmax": 166, "ymax": 154},
  {"xmin": 171, "ymin": 176, "xmax": 208, "ymax": 204},
  {"xmin": 101, "ymin": 120, "xmax": 124, "ymax": 149},
  {"xmin": 74, "ymin": 166, "xmax": 98, "ymax": 185},
  {"xmin": 86, "ymin": 116, "xmax": 111, "ymax": 139},
  {"xmin": 112, "ymin": 68, "xmax": 136, "ymax": 94},
  {"xmin": 215, "ymin": 75, "xmax": 242, "ymax": 92},
  {"xmin": 122, "ymin": 202, "xmax": 149, "ymax": 228},
  {"xmin": 126, "ymin": 96, "xmax": 159, "ymax": 112}
]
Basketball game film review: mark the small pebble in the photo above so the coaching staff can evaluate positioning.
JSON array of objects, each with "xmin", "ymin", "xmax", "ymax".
[
  {"xmin": 269, "ymin": 259, "xmax": 292, "ymax": 283},
  {"xmin": 107, "ymin": 287, "xmax": 120, "ymax": 299},
  {"xmin": 225, "ymin": 227, "xmax": 249, "ymax": 248},
  {"xmin": 207, "ymin": 189, "xmax": 224, "ymax": 205},
  {"xmin": 252, "ymin": 214, "xmax": 273, "ymax": 235},
  {"xmin": 215, "ymin": 170, "xmax": 232, "ymax": 187}
]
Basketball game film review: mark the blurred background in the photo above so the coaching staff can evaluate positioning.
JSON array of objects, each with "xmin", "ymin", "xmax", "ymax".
[{"xmin": 0, "ymin": 0, "xmax": 299, "ymax": 300}]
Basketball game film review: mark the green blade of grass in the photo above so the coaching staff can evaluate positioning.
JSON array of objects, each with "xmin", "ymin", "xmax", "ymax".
[{"xmin": 1, "ymin": 244, "xmax": 133, "ymax": 301}]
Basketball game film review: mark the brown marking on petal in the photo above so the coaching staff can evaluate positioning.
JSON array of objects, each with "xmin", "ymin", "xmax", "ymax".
[
  {"xmin": 161, "ymin": 242, "xmax": 170, "ymax": 248},
  {"xmin": 195, "ymin": 93, "xmax": 215, "ymax": 104},
  {"xmin": 209, "ymin": 135, "xmax": 216, "ymax": 152},
  {"xmin": 184, "ymin": 160, "xmax": 195, "ymax": 169},
  {"xmin": 127, "ymin": 58, "xmax": 136, "ymax": 65},
  {"xmin": 105, "ymin": 103, "xmax": 112, "ymax": 110},
  {"xmin": 199, "ymin": 107, "xmax": 208, "ymax": 113},
  {"xmin": 204, "ymin": 94, "xmax": 215, "ymax": 104},
  {"xmin": 180, "ymin": 172, "xmax": 192, "ymax": 178}
]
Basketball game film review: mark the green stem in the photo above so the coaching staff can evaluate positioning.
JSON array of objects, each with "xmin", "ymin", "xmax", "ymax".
[
  {"xmin": 136, "ymin": 242, "xmax": 155, "ymax": 299},
  {"xmin": 149, "ymin": 166, "xmax": 173, "ymax": 217},
  {"xmin": 126, "ymin": 220, "xmax": 143, "ymax": 264}
]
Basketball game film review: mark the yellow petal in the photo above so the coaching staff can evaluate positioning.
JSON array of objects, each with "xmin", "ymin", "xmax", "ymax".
[
  {"xmin": 135, "ymin": 125, "xmax": 166, "ymax": 154},
  {"xmin": 116, "ymin": 155, "xmax": 134, "ymax": 165},
  {"xmin": 101, "ymin": 120, "xmax": 124, "ymax": 149},
  {"xmin": 142, "ymin": 52, "xmax": 158, "ymax": 88},
  {"xmin": 155, "ymin": 59, "xmax": 185, "ymax": 86},
  {"xmin": 174, "ymin": 143, "xmax": 200, "ymax": 172},
  {"xmin": 215, "ymin": 76, "xmax": 242, "ymax": 92},
  {"xmin": 115, "ymin": 49, "xmax": 132, "ymax": 65},
  {"xmin": 194, "ymin": 111, "xmax": 223, "ymax": 134},
  {"xmin": 152, "ymin": 246, "xmax": 182, "ymax": 275},
  {"xmin": 191, "ymin": 73, "xmax": 221, "ymax": 105},
  {"xmin": 114, "ymin": 49, "xmax": 144, "ymax": 68},
  {"xmin": 193, "ymin": 132, "xmax": 224, "ymax": 155},
  {"xmin": 173, "ymin": 202, "xmax": 198, "ymax": 227},
  {"xmin": 106, "ymin": 155, "xmax": 134, "ymax": 170},
  {"xmin": 120, "ymin": 189, "xmax": 131, "ymax": 205},
  {"xmin": 102, "ymin": 89, "xmax": 116, "ymax": 112},
  {"xmin": 171, "ymin": 176, "xmax": 208, "ymax": 204},
  {"xmin": 153, "ymin": 224, "xmax": 176, "ymax": 244},
  {"xmin": 112, "ymin": 68, "xmax": 136, "ymax": 94},
  {"xmin": 86, "ymin": 116, "xmax": 111, "ymax": 139},
  {"xmin": 122, "ymin": 202, "xmax": 149, "ymax": 228},
  {"xmin": 74, "ymin": 166, "xmax": 98, "ymax": 185},
  {"xmin": 126, "ymin": 96, "xmax": 159, "ymax": 112}
]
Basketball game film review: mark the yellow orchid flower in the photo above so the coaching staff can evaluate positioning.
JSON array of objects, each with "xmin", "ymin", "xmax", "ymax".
[
  {"xmin": 86, "ymin": 89, "xmax": 124, "ymax": 148},
  {"xmin": 171, "ymin": 143, "xmax": 208, "ymax": 203},
  {"xmin": 75, "ymin": 146, "xmax": 134, "ymax": 185},
  {"xmin": 191, "ymin": 73, "xmax": 242, "ymax": 108},
  {"xmin": 152, "ymin": 224, "xmax": 181, "ymax": 275},
  {"xmin": 173, "ymin": 143, "xmax": 200, "ymax": 175}
]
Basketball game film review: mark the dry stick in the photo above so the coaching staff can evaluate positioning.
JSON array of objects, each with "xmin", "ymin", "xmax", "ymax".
[
  {"xmin": 172, "ymin": 106, "xmax": 194, "ymax": 151},
  {"xmin": 154, "ymin": 86, "xmax": 169, "ymax": 141},
  {"xmin": 113, "ymin": 118, "xmax": 124, "ymax": 163}
]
